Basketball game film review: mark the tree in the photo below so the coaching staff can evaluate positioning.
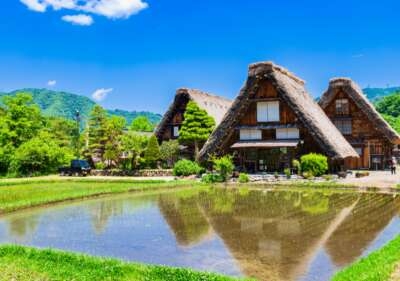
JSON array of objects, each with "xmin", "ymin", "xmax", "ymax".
[
  {"xmin": 0, "ymin": 93, "xmax": 43, "ymax": 148},
  {"xmin": 178, "ymin": 101, "xmax": 215, "ymax": 160},
  {"xmin": 144, "ymin": 135, "xmax": 161, "ymax": 168},
  {"xmin": 160, "ymin": 140, "xmax": 180, "ymax": 168},
  {"xmin": 87, "ymin": 105, "xmax": 109, "ymax": 162},
  {"xmin": 120, "ymin": 132, "xmax": 149, "ymax": 170},
  {"xmin": 130, "ymin": 116, "xmax": 154, "ymax": 132},
  {"xmin": 9, "ymin": 132, "xmax": 73, "ymax": 176},
  {"xmin": 103, "ymin": 116, "xmax": 126, "ymax": 167},
  {"xmin": 212, "ymin": 155, "xmax": 234, "ymax": 181}
]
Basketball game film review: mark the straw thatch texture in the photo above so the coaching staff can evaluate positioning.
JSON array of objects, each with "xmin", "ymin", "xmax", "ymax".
[
  {"xmin": 198, "ymin": 62, "xmax": 359, "ymax": 162},
  {"xmin": 155, "ymin": 88, "xmax": 232, "ymax": 139},
  {"xmin": 319, "ymin": 78, "xmax": 400, "ymax": 144}
]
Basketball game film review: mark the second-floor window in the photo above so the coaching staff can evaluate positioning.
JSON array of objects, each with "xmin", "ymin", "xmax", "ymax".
[
  {"xmin": 335, "ymin": 99, "xmax": 349, "ymax": 116},
  {"xmin": 257, "ymin": 101, "xmax": 280, "ymax": 122},
  {"xmin": 334, "ymin": 120, "xmax": 352, "ymax": 135},
  {"xmin": 276, "ymin": 128, "xmax": 300, "ymax": 139},
  {"xmin": 240, "ymin": 129, "xmax": 262, "ymax": 140}
]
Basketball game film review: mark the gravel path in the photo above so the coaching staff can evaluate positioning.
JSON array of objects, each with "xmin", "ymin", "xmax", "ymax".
[{"xmin": 339, "ymin": 169, "xmax": 400, "ymax": 189}]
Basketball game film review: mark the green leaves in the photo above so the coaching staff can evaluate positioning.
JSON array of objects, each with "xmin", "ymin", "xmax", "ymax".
[
  {"xmin": 178, "ymin": 101, "xmax": 215, "ymax": 143},
  {"xmin": 130, "ymin": 116, "xmax": 155, "ymax": 132}
]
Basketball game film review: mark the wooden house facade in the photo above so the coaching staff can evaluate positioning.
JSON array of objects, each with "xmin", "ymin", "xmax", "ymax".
[
  {"xmin": 199, "ymin": 62, "xmax": 358, "ymax": 173},
  {"xmin": 319, "ymin": 78, "xmax": 400, "ymax": 170},
  {"xmin": 155, "ymin": 88, "xmax": 232, "ymax": 157}
]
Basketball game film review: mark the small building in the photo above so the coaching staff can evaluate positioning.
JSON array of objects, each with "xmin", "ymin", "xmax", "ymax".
[
  {"xmin": 319, "ymin": 78, "xmax": 400, "ymax": 170},
  {"xmin": 199, "ymin": 62, "xmax": 358, "ymax": 173},
  {"xmin": 155, "ymin": 88, "xmax": 232, "ymax": 156}
]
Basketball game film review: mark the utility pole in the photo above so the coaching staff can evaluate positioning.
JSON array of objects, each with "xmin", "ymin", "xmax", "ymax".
[{"xmin": 75, "ymin": 110, "xmax": 81, "ymax": 158}]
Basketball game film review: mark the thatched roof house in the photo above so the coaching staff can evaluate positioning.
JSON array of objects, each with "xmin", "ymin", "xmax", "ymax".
[
  {"xmin": 198, "ymin": 62, "xmax": 358, "ymax": 165},
  {"xmin": 155, "ymin": 88, "xmax": 232, "ymax": 142},
  {"xmin": 319, "ymin": 78, "xmax": 400, "ymax": 144},
  {"xmin": 318, "ymin": 78, "xmax": 400, "ymax": 169}
]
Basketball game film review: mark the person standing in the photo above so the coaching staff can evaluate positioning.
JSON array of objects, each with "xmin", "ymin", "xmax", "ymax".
[{"xmin": 390, "ymin": 157, "xmax": 397, "ymax": 175}]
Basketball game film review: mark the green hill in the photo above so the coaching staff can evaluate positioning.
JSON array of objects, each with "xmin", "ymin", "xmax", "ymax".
[{"xmin": 0, "ymin": 88, "xmax": 162, "ymax": 126}]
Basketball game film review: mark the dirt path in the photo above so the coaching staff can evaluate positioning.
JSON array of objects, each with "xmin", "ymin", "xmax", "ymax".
[{"xmin": 339, "ymin": 170, "xmax": 400, "ymax": 189}]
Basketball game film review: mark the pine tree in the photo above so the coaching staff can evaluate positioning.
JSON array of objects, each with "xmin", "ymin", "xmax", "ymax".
[
  {"xmin": 144, "ymin": 135, "xmax": 161, "ymax": 168},
  {"xmin": 88, "ymin": 105, "xmax": 109, "ymax": 162},
  {"xmin": 179, "ymin": 101, "xmax": 215, "ymax": 160}
]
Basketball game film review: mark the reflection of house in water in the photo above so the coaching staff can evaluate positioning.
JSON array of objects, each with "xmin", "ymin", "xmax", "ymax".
[
  {"xmin": 325, "ymin": 193, "xmax": 400, "ymax": 266},
  {"xmin": 158, "ymin": 195, "xmax": 213, "ymax": 247},
  {"xmin": 158, "ymin": 189, "xmax": 400, "ymax": 281}
]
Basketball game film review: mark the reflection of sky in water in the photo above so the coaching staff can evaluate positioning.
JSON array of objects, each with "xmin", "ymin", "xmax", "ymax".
[{"xmin": 0, "ymin": 189, "xmax": 399, "ymax": 281}]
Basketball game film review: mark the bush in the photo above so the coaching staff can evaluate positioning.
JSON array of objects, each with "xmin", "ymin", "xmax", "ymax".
[
  {"xmin": 302, "ymin": 171, "xmax": 314, "ymax": 180},
  {"xmin": 173, "ymin": 159, "xmax": 201, "ymax": 176},
  {"xmin": 144, "ymin": 135, "xmax": 161, "ymax": 168},
  {"xmin": 201, "ymin": 173, "xmax": 225, "ymax": 183},
  {"xmin": 9, "ymin": 133, "xmax": 73, "ymax": 176},
  {"xmin": 292, "ymin": 159, "xmax": 301, "ymax": 174},
  {"xmin": 212, "ymin": 155, "xmax": 234, "ymax": 181},
  {"xmin": 238, "ymin": 173, "xmax": 250, "ymax": 183},
  {"xmin": 284, "ymin": 168, "xmax": 291, "ymax": 179},
  {"xmin": 300, "ymin": 153, "xmax": 328, "ymax": 177}
]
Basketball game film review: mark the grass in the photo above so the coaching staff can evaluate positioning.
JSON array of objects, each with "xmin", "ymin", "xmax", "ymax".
[
  {"xmin": 332, "ymin": 235, "xmax": 400, "ymax": 281},
  {"xmin": 0, "ymin": 245, "xmax": 249, "ymax": 281},
  {"xmin": 0, "ymin": 177, "xmax": 199, "ymax": 214}
]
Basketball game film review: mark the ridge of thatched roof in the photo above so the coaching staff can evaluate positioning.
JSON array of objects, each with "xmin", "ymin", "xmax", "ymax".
[
  {"xmin": 155, "ymin": 88, "xmax": 232, "ymax": 139},
  {"xmin": 319, "ymin": 78, "xmax": 400, "ymax": 144},
  {"xmin": 198, "ymin": 61, "xmax": 359, "ymax": 161}
]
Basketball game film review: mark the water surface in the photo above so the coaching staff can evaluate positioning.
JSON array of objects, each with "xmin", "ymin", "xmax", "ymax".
[{"xmin": 0, "ymin": 187, "xmax": 399, "ymax": 281}]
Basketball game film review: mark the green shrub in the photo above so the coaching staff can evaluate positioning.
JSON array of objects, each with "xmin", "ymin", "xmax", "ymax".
[
  {"xmin": 284, "ymin": 168, "xmax": 291, "ymax": 179},
  {"xmin": 173, "ymin": 159, "xmax": 201, "ymax": 176},
  {"xmin": 300, "ymin": 153, "xmax": 328, "ymax": 176},
  {"xmin": 95, "ymin": 162, "xmax": 106, "ymax": 170},
  {"xmin": 292, "ymin": 159, "xmax": 301, "ymax": 174},
  {"xmin": 201, "ymin": 173, "xmax": 225, "ymax": 183},
  {"xmin": 238, "ymin": 173, "xmax": 250, "ymax": 183},
  {"xmin": 212, "ymin": 155, "xmax": 234, "ymax": 181},
  {"xmin": 322, "ymin": 174, "xmax": 334, "ymax": 181},
  {"xmin": 274, "ymin": 172, "xmax": 279, "ymax": 179},
  {"xmin": 302, "ymin": 171, "xmax": 314, "ymax": 180}
]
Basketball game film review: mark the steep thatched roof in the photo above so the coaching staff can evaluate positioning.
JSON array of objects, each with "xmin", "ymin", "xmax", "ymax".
[
  {"xmin": 319, "ymin": 78, "xmax": 400, "ymax": 144},
  {"xmin": 155, "ymin": 88, "xmax": 232, "ymax": 139},
  {"xmin": 198, "ymin": 62, "xmax": 359, "ymax": 162}
]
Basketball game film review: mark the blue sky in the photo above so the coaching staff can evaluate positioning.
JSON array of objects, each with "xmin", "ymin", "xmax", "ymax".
[{"xmin": 0, "ymin": 0, "xmax": 399, "ymax": 114}]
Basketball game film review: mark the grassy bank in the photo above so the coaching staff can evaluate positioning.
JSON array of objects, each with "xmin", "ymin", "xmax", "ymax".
[
  {"xmin": 0, "ymin": 178, "xmax": 198, "ymax": 214},
  {"xmin": 332, "ymin": 235, "xmax": 400, "ymax": 281},
  {"xmin": 0, "ymin": 245, "xmax": 249, "ymax": 281}
]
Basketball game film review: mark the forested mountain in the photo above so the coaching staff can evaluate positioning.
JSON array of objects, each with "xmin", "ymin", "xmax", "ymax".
[
  {"xmin": 0, "ymin": 88, "xmax": 161, "ymax": 125},
  {"xmin": 363, "ymin": 86, "xmax": 400, "ymax": 101},
  {"xmin": 374, "ymin": 91, "xmax": 400, "ymax": 133}
]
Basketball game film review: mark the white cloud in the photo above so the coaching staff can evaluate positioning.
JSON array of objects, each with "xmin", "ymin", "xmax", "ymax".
[
  {"xmin": 20, "ymin": 0, "xmax": 148, "ymax": 25},
  {"xmin": 352, "ymin": 54, "xmax": 364, "ymax": 58},
  {"xmin": 92, "ymin": 88, "xmax": 113, "ymax": 102},
  {"xmin": 62, "ymin": 14, "xmax": 93, "ymax": 26},
  {"xmin": 20, "ymin": 0, "xmax": 47, "ymax": 12},
  {"xmin": 47, "ymin": 80, "xmax": 57, "ymax": 86}
]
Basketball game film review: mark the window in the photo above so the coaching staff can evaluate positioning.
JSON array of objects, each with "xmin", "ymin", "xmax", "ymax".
[
  {"xmin": 173, "ymin": 126, "xmax": 180, "ymax": 137},
  {"xmin": 335, "ymin": 99, "xmax": 349, "ymax": 115},
  {"xmin": 276, "ymin": 128, "xmax": 300, "ymax": 139},
  {"xmin": 240, "ymin": 129, "xmax": 262, "ymax": 140},
  {"xmin": 354, "ymin": 147, "xmax": 363, "ymax": 156},
  {"xmin": 257, "ymin": 101, "xmax": 280, "ymax": 122},
  {"xmin": 334, "ymin": 120, "xmax": 352, "ymax": 135}
]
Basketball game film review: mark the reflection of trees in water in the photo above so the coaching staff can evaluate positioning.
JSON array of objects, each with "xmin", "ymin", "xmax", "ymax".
[
  {"xmin": 88, "ymin": 201, "xmax": 124, "ymax": 234},
  {"xmin": 158, "ymin": 193, "xmax": 212, "ymax": 247},
  {"xmin": 87, "ymin": 195, "xmax": 156, "ymax": 234},
  {"xmin": 7, "ymin": 214, "xmax": 39, "ymax": 240},
  {"xmin": 325, "ymin": 193, "xmax": 400, "ymax": 266}
]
